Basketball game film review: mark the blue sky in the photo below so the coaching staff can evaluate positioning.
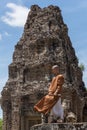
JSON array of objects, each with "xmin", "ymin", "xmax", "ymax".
[{"xmin": 0, "ymin": 0, "xmax": 87, "ymax": 117}]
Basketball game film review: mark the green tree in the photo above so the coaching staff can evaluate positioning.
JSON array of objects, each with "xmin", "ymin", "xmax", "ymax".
[
  {"xmin": 79, "ymin": 63, "xmax": 85, "ymax": 72},
  {"xmin": 79, "ymin": 63, "xmax": 87, "ymax": 90},
  {"xmin": 0, "ymin": 119, "xmax": 3, "ymax": 130}
]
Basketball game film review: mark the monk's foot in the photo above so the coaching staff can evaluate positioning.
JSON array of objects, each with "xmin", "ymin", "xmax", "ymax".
[{"xmin": 48, "ymin": 119, "xmax": 57, "ymax": 123}]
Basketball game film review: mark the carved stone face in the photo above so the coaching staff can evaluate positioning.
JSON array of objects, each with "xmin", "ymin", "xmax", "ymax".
[{"xmin": 66, "ymin": 112, "xmax": 77, "ymax": 123}]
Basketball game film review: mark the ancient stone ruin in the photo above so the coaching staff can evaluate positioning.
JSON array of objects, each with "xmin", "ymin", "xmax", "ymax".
[{"xmin": 1, "ymin": 5, "xmax": 87, "ymax": 130}]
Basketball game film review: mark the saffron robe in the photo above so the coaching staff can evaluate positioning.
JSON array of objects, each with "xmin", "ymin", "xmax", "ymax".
[{"xmin": 34, "ymin": 74, "xmax": 64, "ymax": 115}]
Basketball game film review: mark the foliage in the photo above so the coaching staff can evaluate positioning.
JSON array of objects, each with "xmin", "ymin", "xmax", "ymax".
[
  {"xmin": 0, "ymin": 119, "xmax": 3, "ymax": 130},
  {"xmin": 79, "ymin": 63, "xmax": 85, "ymax": 72}
]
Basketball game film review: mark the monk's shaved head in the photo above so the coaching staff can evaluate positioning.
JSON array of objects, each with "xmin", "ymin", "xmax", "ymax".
[
  {"xmin": 52, "ymin": 65, "xmax": 59, "ymax": 75},
  {"xmin": 52, "ymin": 65, "xmax": 58, "ymax": 70}
]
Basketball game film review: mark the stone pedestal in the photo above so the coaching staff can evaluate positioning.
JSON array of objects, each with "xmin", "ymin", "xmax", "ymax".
[{"xmin": 30, "ymin": 123, "xmax": 87, "ymax": 130}]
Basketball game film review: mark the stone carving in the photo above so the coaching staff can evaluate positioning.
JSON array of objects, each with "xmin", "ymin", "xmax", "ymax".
[
  {"xmin": 66, "ymin": 112, "xmax": 77, "ymax": 123},
  {"xmin": 62, "ymin": 99, "xmax": 71, "ymax": 121},
  {"xmin": 1, "ymin": 4, "xmax": 87, "ymax": 130},
  {"xmin": 62, "ymin": 99, "xmax": 77, "ymax": 123}
]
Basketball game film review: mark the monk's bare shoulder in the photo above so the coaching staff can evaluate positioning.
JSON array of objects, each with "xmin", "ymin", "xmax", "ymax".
[{"xmin": 57, "ymin": 74, "xmax": 64, "ymax": 85}]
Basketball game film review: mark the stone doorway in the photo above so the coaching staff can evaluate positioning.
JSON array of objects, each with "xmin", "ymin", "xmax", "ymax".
[{"xmin": 20, "ymin": 115, "xmax": 41, "ymax": 130}]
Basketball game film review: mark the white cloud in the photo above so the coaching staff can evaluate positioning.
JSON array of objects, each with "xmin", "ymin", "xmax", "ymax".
[
  {"xmin": 1, "ymin": 3, "xmax": 29, "ymax": 27},
  {"xmin": 0, "ymin": 34, "xmax": 2, "ymax": 40},
  {"xmin": 4, "ymin": 31, "xmax": 10, "ymax": 36}
]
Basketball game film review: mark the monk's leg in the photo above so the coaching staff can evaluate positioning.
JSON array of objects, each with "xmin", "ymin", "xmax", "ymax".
[
  {"xmin": 41, "ymin": 113, "xmax": 48, "ymax": 123},
  {"xmin": 48, "ymin": 110, "xmax": 56, "ymax": 123},
  {"xmin": 57, "ymin": 106, "xmax": 64, "ymax": 123}
]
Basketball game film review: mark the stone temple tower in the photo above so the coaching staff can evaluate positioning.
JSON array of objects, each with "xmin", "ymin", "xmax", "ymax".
[{"xmin": 1, "ymin": 5, "xmax": 87, "ymax": 130}]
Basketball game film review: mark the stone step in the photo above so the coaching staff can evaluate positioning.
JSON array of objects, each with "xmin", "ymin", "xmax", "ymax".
[{"xmin": 30, "ymin": 123, "xmax": 87, "ymax": 130}]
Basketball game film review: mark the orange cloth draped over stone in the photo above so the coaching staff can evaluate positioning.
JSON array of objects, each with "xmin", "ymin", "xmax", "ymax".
[{"xmin": 34, "ymin": 74, "xmax": 64, "ymax": 115}]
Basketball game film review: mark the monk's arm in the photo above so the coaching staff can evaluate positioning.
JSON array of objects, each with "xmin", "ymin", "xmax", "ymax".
[
  {"xmin": 48, "ymin": 77, "xmax": 55, "ymax": 95},
  {"xmin": 54, "ymin": 75, "xmax": 64, "ymax": 96},
  {"xmin": 54, "ymin": 85, "xmax": 61, "ymax": 96}
]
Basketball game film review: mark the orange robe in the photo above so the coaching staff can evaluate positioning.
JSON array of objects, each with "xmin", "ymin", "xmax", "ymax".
[{"xmin": 34, "ymin": 74, "xmax": 64, "ymax": 115}]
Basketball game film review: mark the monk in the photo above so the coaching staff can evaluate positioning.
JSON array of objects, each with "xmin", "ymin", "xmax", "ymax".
[{"xmin": 34, "ymin": 65, "xmax": 64, "ymax": 122}]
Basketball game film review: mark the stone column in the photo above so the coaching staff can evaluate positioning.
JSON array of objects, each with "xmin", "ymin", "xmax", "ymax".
[
  {"xmin": 2, "ymin": 100, "xmax": 12, "ymax": 130},
  {"xmin": 26, "ymin": 117, "xmax": 29, "ymax": 130},
  {"xmin": 2, "ymin": 110, "xmax": 8, "ymax": 130},
  {"xmin": 77, "ymin": 97, "xmax": 84, "ymax": 122},
  {"xmin": 11, "ymin": 95, "xmax": 21, "ymax": 130},
  {"xmin": 20, "ymin": 115, "xmax": 25, "ymax": 130}
]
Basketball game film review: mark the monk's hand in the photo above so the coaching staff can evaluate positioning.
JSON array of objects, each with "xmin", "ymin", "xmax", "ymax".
[
  {"xmin": 54, "ymin": 93, "xmax": 61, "ymax": 99},
  {"xmin": 48, "ymin": 92, "xmax": 53, "ymax": 96},
  {"xmin": 54, "ymin": 92, "xmax": 57, "ymax": 96}
]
